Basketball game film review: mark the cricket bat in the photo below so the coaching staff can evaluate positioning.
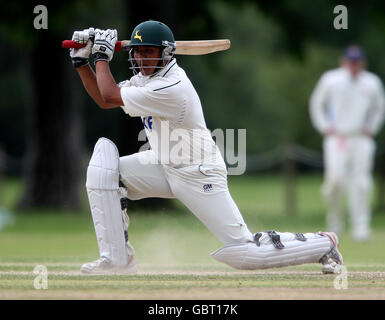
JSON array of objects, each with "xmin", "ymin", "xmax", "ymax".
[{"xmin": 62, "ymin": 39, "xmax": 231, "ymax": 55}]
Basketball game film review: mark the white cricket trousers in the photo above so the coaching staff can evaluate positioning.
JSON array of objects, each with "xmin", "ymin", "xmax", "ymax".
[
  {"xmin": 322, "ymin": 134, "xmax": 375, "ymax": 240},
  {"xmin": 119, "ymin": 150, "xmax": 254, "ymax": 245},
  {"xmin": 118, "ymin": 150, "xmax": 333, "ymax": 270}
]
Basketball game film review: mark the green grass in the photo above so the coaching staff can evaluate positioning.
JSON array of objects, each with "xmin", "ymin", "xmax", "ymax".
[{"xmin": 1, "ymin": 174, "xmax": 385, "ymax": 299}]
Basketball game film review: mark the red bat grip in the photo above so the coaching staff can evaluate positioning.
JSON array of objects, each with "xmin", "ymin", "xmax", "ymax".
[{"xmin": 62, "ymin": 40, "xmax": 123, "ymax": 51}]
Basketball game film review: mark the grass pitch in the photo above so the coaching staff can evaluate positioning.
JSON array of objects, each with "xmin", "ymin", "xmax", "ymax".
[
  {"xmin": 1, "ymin": 174, "xmax": 385, "ymax": 299},
  {"xmin": 1, "ymin": 263, "xmax": 384, "ymax": 299}
]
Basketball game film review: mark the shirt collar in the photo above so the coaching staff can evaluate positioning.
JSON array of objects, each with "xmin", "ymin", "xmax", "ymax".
[
  {"xmin": 136, "ymin": 59, "xmax": 177, "ymax": 80},
  {"xmin": 341, "ymin": 66, "xmax": 364, "ymax": 81},
  {"xmin": 154, "ymin": 58, "xmax": 178, "ymax": 78}
]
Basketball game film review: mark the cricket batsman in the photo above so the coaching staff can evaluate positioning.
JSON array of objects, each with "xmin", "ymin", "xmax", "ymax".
[{"xmin": 69, "ymin": 20, "xmax": 343, "ymax": 274}]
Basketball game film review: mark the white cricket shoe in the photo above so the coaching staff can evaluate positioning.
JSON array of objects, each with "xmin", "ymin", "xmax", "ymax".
[
  {"xmin": 81, "ymin": 255, "xmax": 137, "ymax": 275},
  {"xmin": 318, "ymin": 232, "xmax": 344, "ymax": 274}
]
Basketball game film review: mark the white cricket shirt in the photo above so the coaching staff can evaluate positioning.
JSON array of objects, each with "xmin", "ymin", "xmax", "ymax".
[
  {"xmin": 119, "ymin": 59, "xmax": 225, "ymax": 168},
  {"xmin": 310, "ymin": 67, "xmax": 385, "ymax": 135}
]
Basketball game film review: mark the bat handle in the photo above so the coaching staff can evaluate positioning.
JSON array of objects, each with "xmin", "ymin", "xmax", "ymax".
[{"xmin": 62, "ymin": 40, "xmax": 123, "ymax": 51}]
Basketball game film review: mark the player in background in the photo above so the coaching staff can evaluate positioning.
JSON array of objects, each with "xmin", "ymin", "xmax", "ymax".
[
  {"xmin": 69, "ymin": 21, "xmax": 343, "ymax": 274},
  {"xmin": 310, "ymin": 45, "xmax": 385, "ymax": 242}
]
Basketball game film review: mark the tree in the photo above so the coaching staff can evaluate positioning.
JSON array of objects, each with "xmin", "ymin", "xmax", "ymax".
[
  {"xmin": 19, "ymin": 29, "xmax": 84, "ymax": 209},
  {"xmin": 0, "ymin": 2, "xmax": 88, "ymax": 210}
]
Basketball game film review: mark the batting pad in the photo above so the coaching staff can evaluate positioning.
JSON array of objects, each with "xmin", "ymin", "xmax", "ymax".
[
  {"xmin": 211, "ymin": 232, "xmax": 332, "ymax": 270},
  {"xmin": 86, "ymin": 138, "xmax": 130, "ymax": 266}
]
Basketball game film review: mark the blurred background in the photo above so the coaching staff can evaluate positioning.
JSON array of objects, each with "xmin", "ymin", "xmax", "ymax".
[{"xmin": 1, "ymin": 0, "xmax": 385, "ymax": 268}]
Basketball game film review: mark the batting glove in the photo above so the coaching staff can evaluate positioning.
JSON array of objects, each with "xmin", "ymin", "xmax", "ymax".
[
  {"xmin": 70, "ymin": 27, "xmax": 95, "ymax": 68},
  {"xmin": 92, "ymin": 29, "xmax": 118, "ymax": 63}
]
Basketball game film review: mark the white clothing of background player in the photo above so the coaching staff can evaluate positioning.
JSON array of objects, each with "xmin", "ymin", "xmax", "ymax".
[
  {"xmin": 69, "ymin": 20, "xmax": 343, "ymax": 274},
  {"xmin": 310, "ymin": 45, "xmax": 385, "ymax": 242}
]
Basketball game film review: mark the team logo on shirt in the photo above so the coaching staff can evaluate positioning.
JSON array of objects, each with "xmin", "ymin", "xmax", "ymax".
[{"xmin": 142, "ymin": 116, "xmax": 153, "ymax": 131}]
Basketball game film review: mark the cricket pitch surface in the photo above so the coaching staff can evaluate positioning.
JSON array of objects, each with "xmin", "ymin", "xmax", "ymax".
[{"xmin": 0, "ymin": 262, "xmax": 384, "ymax": 300}]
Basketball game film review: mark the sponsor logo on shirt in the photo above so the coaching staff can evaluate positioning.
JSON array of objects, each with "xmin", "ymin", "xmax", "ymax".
[{"xmin": 142, "ymin": 116, "xmax": 153, "ymax": 131}]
